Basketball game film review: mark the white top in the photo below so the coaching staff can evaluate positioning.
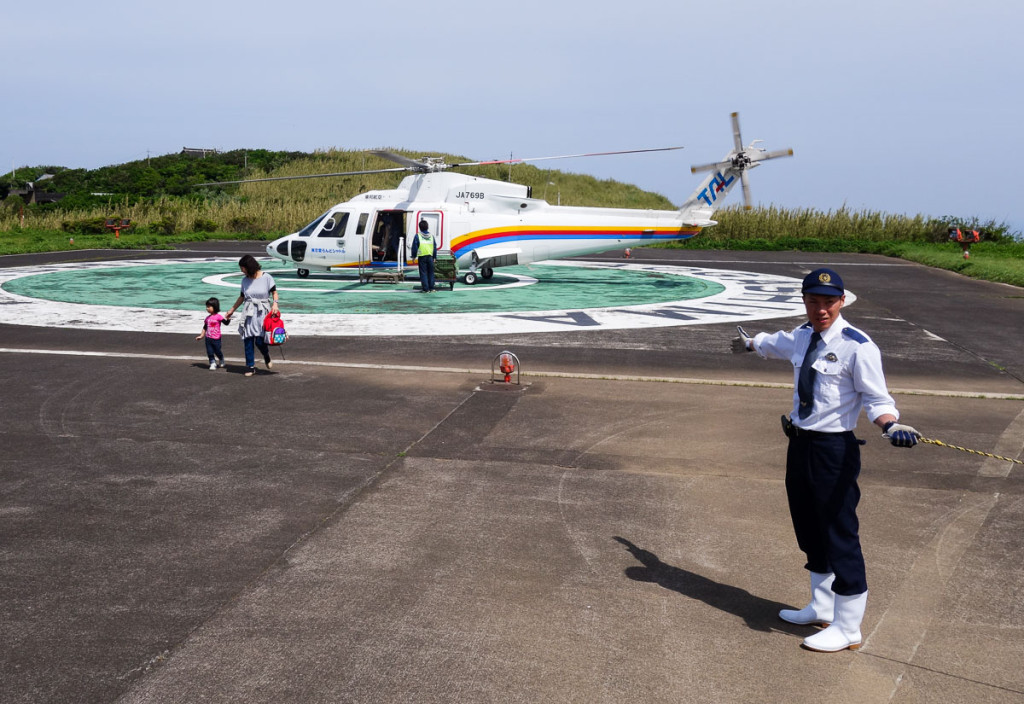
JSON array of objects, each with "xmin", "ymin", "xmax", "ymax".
[
  {"xmin": 238, "ymin": 272, "xmax": 276, "ymax": 338},
  {"xmin": 752, "ymin": 313, "xmax": 898, "ymax": 432}
]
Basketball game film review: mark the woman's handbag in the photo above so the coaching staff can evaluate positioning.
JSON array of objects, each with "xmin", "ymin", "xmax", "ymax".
[{"xmin": 262, "ymin": 310, "xmax": 288, "ymax": 345}]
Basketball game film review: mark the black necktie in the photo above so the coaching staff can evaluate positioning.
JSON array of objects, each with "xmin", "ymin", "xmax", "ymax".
[{"xmin": 797, "ymin": 331, "xmax": 822, "ymax": 419}]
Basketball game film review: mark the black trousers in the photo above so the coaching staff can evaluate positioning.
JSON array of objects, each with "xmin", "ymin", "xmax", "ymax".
[
  {"xmin": 204, "ymin": 337, "xmax": 223, "ymax": 363},
  {"xmin": 785, "ymin": 430, "xmax": 867, "ymax": 595},
  {"xmin": 418, "ymin": 255, "xmax": 435, "ymax": 291}
]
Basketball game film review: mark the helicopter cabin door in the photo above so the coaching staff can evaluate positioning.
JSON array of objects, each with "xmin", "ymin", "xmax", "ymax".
[{"xmin": 416, "ymin": 211, "xmax": 444, "ymax": 251}]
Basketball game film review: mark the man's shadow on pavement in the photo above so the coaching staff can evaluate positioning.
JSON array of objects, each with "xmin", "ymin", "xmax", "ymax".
[{"xmin": 613, "ymin": 536, "xmax": 809, "ymax": 635}]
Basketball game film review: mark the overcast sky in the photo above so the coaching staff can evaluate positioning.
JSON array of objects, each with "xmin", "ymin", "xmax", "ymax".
[{"xmin": 4, "ymin": 0, "xmax": 1021, "ymax": 233}]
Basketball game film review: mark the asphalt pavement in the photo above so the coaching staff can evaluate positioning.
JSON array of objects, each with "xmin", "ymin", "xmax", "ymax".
[{"xmin": 2, "ymin": 246, "xmax": 1023, "ymax": 703}]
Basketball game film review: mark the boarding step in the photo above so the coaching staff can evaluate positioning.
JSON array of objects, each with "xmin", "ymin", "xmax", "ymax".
[{"xmin": 360, "ymin": 270, "xmax": 406, "ymax": 284}]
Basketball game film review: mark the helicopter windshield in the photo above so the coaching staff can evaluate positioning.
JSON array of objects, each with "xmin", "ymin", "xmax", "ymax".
[
  {"xmin": 317, "ymin": 211, "xmax": 350, "ymax": 237},
  {"xmin": 296, "ymin": 209, "xmax": 331, "ymax": 238}
]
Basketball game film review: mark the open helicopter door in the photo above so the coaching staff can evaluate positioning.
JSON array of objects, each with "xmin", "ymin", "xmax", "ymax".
[{"xmin": 371, "ymin": 210, "xmax": 408, "ymax": 262}]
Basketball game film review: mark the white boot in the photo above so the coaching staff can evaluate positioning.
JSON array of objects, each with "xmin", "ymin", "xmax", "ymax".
[
  {"xmin": 779, "ymin": 572, "xmax": 834, "ymax": 626},
  {"xmin": 802, "ymin": 591, "xmax": 867, "ymax": 652}
]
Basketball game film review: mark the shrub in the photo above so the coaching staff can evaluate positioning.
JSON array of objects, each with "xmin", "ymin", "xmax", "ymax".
[
  {"xmin": 3, "ymin": 194, "xmax": 25, "ymax": 213},
  {"xmin": 150, "ymin": 216, "xmax": 177, "ymax": 235},
  {"xmin": 192, "ymin": 217, "xmax": 218, "ymax": 233},
  {"xmin": 61, "ymin": 217, "xmax": 111, "ymax": 234},
  {"xmin": 226, "ymin": 216, "xmax": 261, "ymax": 234}
]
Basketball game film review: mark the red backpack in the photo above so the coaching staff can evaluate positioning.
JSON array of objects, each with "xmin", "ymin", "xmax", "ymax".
[{"xmin": 263, "ymin": 310, "xmax": 288, "ymax": 345}]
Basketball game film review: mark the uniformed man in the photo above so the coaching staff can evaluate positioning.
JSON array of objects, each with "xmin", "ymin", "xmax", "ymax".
[
  {"xmin": 732, "ymin": 267, "xmax": 921, "ymax": 652},
  {"xmin": 412, "ymin": 220, "xmax": 436, "ymax": 292}
]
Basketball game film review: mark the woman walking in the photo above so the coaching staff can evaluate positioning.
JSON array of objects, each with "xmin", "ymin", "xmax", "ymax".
[{"xmin": 225, "ymin": 254, "xmax": 279, "ymax": 377}]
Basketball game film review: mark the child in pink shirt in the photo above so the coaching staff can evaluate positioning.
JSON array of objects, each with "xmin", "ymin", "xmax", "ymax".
[{"xmin": 196, "ymin": 297, "xmax": 229, "ymax": 370}]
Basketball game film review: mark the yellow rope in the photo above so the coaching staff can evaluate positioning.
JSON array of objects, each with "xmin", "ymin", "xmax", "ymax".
[{"xmin": 919, "ymin": 437, "xmax": 1024, "ymax": 466}]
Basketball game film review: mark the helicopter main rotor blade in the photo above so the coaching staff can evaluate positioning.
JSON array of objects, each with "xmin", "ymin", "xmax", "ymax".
[
  {"xmin": 195, "ymin": 166, "xmax": 411, "ymax": 187},
  {"xmin": 741, "ymin": 171, "xmax": 752, "ymax": 209},
  {"xmin": 453, "ymin": 145, "xmax": 685, "ymax": 168},
  {"xmin": 196, "ymin": 144, "xmax": 692, "ymax": 188},
  {"xmin": 197, "ymin": 145, "xmax": 687, "ymax": 187},
  {"xmin": 365, "ymin": 150, "xmax": 433, "ymax": 170}
]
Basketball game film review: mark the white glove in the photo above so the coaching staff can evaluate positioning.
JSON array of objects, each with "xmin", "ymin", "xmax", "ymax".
[
  {"xmin": 732, "ymin": 326, "xmax": 753, "ymax": 354},
  {"xmin": 883, "ymin": 421, "xmax": 921, "ymax": 448}
]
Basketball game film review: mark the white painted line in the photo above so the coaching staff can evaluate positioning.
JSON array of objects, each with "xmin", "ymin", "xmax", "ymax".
[{"xmin": 2, "ymin": 347, "xmax": 1021, "ymax": 400}]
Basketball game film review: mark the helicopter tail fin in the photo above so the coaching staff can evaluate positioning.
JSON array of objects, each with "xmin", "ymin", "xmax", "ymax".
[{"xmin": 679, "ymin": 168, "xmax": 740, "ymax": 224}]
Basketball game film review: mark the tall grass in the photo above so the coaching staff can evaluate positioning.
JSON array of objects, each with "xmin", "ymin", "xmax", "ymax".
[
  {"xmin": 651, "ymin": 209, "xmax": 1024, "ymax": 287},
  {"xmin": 690, "ymin": 205, "xmax": 957, "ymax": 245}
]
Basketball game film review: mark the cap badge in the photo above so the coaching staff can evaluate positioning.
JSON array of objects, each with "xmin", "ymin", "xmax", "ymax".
[{"xmin": 819, "ymin": 272, "xmax": 832, "ymax": 284}]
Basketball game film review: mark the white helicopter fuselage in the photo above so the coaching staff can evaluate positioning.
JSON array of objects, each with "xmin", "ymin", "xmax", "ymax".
[
  {"xmin": 265, "ymin": 171, "xmax": 715, "ymax": 281},
  {"xmin": 263, "ymin": 112, "xmax": 792, "ymax": 282}
]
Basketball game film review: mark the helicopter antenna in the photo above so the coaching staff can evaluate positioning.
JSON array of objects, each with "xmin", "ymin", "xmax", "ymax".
[{"xmin": 688, "ymin": 112, "xmax": 793, "ymax": 210}]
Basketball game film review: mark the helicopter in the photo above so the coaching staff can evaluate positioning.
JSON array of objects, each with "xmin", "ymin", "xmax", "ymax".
[{"xmin": 203, "ymin": 113, "xmax": 792, "ymax": 284}]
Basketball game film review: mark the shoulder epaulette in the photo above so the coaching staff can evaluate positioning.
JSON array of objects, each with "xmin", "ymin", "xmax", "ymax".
[
  {"xmin": 799, "ymin": 322, "xmax": 812, "ymax": 329},
  {"xmin": 842, "ymin": 327, "xmax": 869, "ymax": 344}
]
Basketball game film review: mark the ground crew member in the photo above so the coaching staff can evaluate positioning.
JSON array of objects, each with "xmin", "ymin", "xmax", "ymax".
[
  {"xmin": 732, "ymin": 267, "xmax": 921, "ymax": 652},
  {"xmin": 950, "ymin": 227, "xmax": 979, "ymax": 259},
  {"xmin": 412, "ymin": 220, "xmax": 436, "ymax": 292}
]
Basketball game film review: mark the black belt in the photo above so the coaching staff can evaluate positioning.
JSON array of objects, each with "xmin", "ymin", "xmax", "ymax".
[
  {"xmin": 781, "ymin": 415, "xmax": 842, "ymax": 437},
  {"xmin": 781, "ymin": 416, "xmax": 864, "ymax": 444}
]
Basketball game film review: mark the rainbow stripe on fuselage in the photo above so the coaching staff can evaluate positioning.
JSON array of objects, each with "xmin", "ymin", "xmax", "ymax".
[{"xmin": 450, "ymin": 225, "xmax": 700, "ymax": 261}]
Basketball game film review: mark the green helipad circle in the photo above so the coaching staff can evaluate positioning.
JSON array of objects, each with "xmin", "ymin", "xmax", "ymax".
[{"xmin": 3, "ymin": 260, "xmax": 724, "ymax": 314}]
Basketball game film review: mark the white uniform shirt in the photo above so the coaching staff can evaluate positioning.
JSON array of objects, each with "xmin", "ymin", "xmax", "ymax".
[{"xmin": 752, "ymin": 313, "xmax": 898, "ymax": 432}]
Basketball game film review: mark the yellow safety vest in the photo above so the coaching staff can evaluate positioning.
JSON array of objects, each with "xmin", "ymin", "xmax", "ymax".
[{"xmin": 417, "ymin": 232, "xmax": 435, "ymax": 257}]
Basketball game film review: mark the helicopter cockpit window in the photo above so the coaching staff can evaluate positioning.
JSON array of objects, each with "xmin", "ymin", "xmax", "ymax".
[
  {"xmin": 297, "ymin": 210, "xmax": 331, "ymax": 238},
  {"xmin": 318, "ymin": 211, "xmax": 349, "ymax": 237}
]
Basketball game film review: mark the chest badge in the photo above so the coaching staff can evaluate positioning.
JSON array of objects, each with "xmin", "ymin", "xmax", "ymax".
[{"xmin": 825, "ymin": 352, "xmax": 839, "ymax": 362}]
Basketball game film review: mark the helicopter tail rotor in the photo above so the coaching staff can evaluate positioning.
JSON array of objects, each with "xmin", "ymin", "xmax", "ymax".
[{"xmin": 689, "ymin": 112, "xmax": 793, "ymax": 210}]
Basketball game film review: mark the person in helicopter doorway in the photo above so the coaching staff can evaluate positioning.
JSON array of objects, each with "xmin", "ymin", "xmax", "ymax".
[
  {"xmin": 383, "ymin": 216, "xmax": 400, "ymax": 261},
  {"xmin": 412, "ymin": 219, "xmax": 436, "ymax": 292}
]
